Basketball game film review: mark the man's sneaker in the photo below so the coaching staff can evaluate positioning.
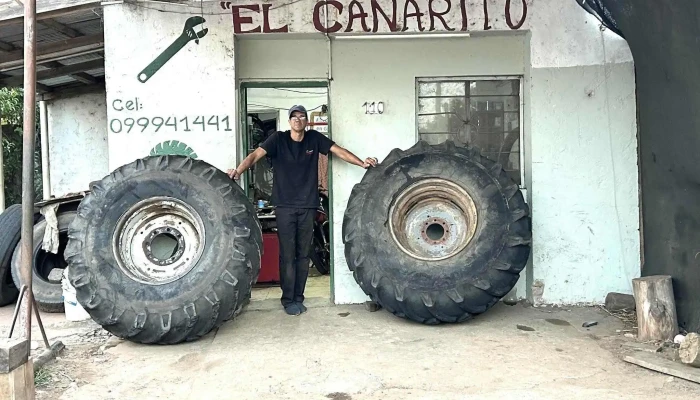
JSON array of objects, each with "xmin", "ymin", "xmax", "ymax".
[
  {"xmin": 284, "ymin": 303, "xmax": 301, "ymax": 316},
  {"xmin": 297, "ymin": 302, "xmax": 307, "ymax": 313}
]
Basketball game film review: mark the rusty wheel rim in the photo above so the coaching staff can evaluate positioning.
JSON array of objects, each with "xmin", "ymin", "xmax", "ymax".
[
  {"xmin": 388, "ymin": 178, "xmax": 478, "ymax": 261},
  {"xmin": 113, "ymin": 197, "xmax": 206, "ymax": 285}
]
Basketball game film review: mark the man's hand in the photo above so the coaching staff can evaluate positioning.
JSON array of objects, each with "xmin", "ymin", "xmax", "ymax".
[
  {"xmin": 227, "ymin": 169, "xmax": 241, "ymax": 180},
  {"xmin": 362, "ymin": 157, "xmax": 378, "ymax": 169}
]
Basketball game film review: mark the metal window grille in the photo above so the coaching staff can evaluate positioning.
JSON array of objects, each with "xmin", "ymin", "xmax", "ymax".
[{"xmin": 416, "ymin": 77, "xmax": 523, "ymax": 186}]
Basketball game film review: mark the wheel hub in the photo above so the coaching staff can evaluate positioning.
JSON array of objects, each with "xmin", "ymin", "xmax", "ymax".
[
  {"xmin": 389, "ymin": 179, "xmax": 478, "ymax": 261},
  {"xmin": 142, "ymin": 226, "xmax": 186, "ymax": 266},
  {"xmin": 113, "ymin": 197, "xmax": 205, "ymax": 285}
]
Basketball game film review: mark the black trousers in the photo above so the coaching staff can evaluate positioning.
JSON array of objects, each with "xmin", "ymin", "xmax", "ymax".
[{"xmin": 275, "ymin": 207, "xmax": 315, "ymax": 306}]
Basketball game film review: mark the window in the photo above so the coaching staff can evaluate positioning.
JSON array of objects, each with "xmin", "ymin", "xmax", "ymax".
[{"xmin": 416, "ymin": 78, "xmax": 523, "ymax": 186}]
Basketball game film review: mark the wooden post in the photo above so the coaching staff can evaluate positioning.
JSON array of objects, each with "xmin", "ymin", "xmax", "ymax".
[
  {"xmin": 632, "ymin": 275, "xmax": 679, "ymax": 342},
  {"xmin": 0, "ymin": 339, "xmax": 34, "ymax": 400},
  {"xmin": 680, "ymin": 333, "xmax": 700, "ymax": 367}
]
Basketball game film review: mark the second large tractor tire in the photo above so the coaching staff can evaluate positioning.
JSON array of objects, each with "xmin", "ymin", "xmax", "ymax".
[
  {"xmin": 65, "ymin": 156, "xmax": 262, "ymax": 344},
  {"xmin": 343, "ymin": 140, "xmax": 531, "ymax": 324}
]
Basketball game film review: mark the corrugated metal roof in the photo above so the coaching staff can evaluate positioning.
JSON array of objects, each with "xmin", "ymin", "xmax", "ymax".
[
  {"xmin": 0, "ymin": 17, "xmax": 103, "ymax": 46},
  {"xmin": 41, "ymin": 75, "xmax": 78, "ymax": 86},
  {"xmin": 0, "ymin": 0, "xmax": 102, "ymax": 22},
  {"xmin": 54, "ymin": 8, "xmax": 103, "ymax": 25},
  {"xmin": 71, "ymin": 18, "xmax": 104, "ymax": 35},
  {"xmin": 0, "ymin": 3, "xmax": 105, "ymax": 94},
  {"xmin": 84, "ymin": 68, "xmax": 105, "ymax": 76},
  {"xmin": 56, "ymin": 53, "xmax": 102, "ymax": 64}
]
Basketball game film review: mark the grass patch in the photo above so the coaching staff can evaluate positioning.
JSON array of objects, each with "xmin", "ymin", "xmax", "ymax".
[{"xmin": 34, "ymin": 368, "xmax": 51, "ymax": 387}]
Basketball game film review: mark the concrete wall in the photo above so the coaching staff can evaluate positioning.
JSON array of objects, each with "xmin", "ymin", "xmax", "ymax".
[
  {"xmin": 85, "ymin": 0, "xmax": 639, "ymax": 306},
  {"xmin": 527, "ymin": 14, "xmax": 639, "ymax": 305},
  {"xmin": 236, "ymin": 37, "xmax": 328, "ymax": 81},
  {"xmin": 103, "ymin": 3, "xmax": 237, "ymax": 172},
  {"xmin": 45, "ymin": 92, "xmax": 109, "ymax": 197}
]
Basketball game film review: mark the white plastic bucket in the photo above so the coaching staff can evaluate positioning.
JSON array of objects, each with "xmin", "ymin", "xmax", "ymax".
[{"xmin": 62, "ymin": 268, "xmax": 91, "ymax": 322}]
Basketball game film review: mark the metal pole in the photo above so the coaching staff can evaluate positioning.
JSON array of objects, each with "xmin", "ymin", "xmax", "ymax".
[
  {"xmin": 39, "ymin": 100, "xmax": 50, "ymax": 199},
  {"xmin": 21, "ymin": 0, "xmax": 37, "ymax": 342},
  {"xmin": 32, "ymin": 297, "xmax": 50, "ymax": 349}
]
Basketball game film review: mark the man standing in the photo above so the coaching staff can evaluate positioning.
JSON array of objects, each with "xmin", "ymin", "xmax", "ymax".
[{"xmin": 228, "ymin": 105, "xmax": 378, "ymax": 316}]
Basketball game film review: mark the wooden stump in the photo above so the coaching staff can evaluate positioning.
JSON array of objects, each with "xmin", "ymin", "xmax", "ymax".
[
  {"xmin": 632, "ymin": 275, "xmax": 679, "ymax": 342},
  {"xmin": 680, "ymin": 333, "xmax": 700, "ymax": 367}
]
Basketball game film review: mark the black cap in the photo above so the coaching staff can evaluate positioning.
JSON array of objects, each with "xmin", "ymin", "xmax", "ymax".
[{"xmin": 288, "ymin": 105, "xmax": 307, "ymax": 119}]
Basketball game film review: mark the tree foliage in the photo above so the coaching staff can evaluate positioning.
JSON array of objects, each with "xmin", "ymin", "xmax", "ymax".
[{"xmin": 1, "ymin": 87, "xmax": 43, "ymax": 206}]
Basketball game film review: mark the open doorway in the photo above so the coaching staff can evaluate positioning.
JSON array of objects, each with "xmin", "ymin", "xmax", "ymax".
[{"xmin": 241, "ymin": 84, "xmax": 332, "ymax": 304}]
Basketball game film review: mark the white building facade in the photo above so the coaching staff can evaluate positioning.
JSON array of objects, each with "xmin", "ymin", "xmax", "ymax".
[{"xmin": 43, "ymin": 0, "xmax": 640, "ymax": 305}]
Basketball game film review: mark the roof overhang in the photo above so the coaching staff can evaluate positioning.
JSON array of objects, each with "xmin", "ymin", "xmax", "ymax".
[
  {"xmin": 0, "ymin": 0, "xmax": 105, "ymax": 98},
  {"xmin": 0, "ymin": 0, "xmax": 103, "ymax": 25}
]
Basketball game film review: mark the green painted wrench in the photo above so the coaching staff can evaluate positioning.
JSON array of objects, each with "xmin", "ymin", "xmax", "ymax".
[{"xmin": 138, "ymin": 16, "xmax": 208, "ymax": 83}]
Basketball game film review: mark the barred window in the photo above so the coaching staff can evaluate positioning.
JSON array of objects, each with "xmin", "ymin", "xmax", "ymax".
[{"xmin": 416, "ymin": 78, "xmax": 523, "ymax": 186}]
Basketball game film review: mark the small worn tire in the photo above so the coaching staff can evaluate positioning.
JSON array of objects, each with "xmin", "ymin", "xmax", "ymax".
[
  {"xmin": 342, "ymin": 140, "xmax": 531, "ymax": 324},
  {"xmin": 0, "ymin": 205, "xmax": 21, "ymax": 306},
  {"xmin": 11, "ymin": 212, "xmax": 75, "ymax": 313},
  {"xmin": 65, "ymin": 156, "xmax": 262, "ymax": 345}
]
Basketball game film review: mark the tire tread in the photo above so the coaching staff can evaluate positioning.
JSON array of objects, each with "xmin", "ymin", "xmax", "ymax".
[
  {"xmin": 343, "ymin": 140, "xmax": 531, "ymax": 324},
  {"xmin": 0, "ymin": 205, "xmax": 21, "ymax": 306},
  {"xmin": 66, "ymin": 155, "xmax": 262, "ymax": 344}
]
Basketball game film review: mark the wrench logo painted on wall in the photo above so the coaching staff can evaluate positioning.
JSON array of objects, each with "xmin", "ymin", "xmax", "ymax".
[{"xmin": 138, "ymin": 16, "xmax": 208, "ymax": 83}]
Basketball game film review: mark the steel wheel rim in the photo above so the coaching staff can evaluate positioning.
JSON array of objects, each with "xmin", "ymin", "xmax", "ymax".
[
  {"xmin": 389, "ymin": 178, "xmax": 478, "ymax": 261},
  {"xmin": 113, "ymin": 197, "xmax": 205, "ymax": 285}
]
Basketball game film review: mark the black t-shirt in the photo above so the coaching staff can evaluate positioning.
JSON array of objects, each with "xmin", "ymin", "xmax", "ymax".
[{"xmin": 260, "ymin": 129, "xmax": 335, "ymax": 209}]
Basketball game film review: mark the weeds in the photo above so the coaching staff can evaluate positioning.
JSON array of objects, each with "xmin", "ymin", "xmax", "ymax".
[{"xmin": 34, "ymin": 367, "xmax": 51, "ymax": 387}]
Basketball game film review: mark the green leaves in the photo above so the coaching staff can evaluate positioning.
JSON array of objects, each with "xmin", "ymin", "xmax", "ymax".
[
  {"xmin": 0, "ymin": 87, "xmax": 23, "ymax": 126},
  {"xmin": 1, "ymin": 87, "xmax": 43, "ymax": 205}
]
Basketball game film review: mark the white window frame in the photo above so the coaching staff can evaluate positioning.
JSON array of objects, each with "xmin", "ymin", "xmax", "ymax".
[{"xmin": 415, "ymin": 76, "xmax": 526, "ymax": 190}]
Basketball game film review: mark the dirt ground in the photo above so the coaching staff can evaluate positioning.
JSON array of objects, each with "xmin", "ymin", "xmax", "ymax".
[{"xmin": 1, "ymin": 298, "xmax": 699, "ymax": 400}]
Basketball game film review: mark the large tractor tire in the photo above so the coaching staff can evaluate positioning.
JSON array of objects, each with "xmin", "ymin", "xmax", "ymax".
[
  {"xmin": 11, "ymin": 211, "xmax": 76, "ymax": 313},
  {"xmin": 343, "ymin": 140, "xmax": 531, "ymax": 324},
  {"xmin": 0, "ymin": 205, "xmax": 21, "ymax": 306},
  {"xmin": 65, "ymin": 156, "xmax": 262, "ymax": 344}
]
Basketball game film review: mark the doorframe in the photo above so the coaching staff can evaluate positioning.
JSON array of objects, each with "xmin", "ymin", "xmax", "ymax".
[{"xmin": 237, "ymin": 80, "xmax": 335, "ymax": 302}]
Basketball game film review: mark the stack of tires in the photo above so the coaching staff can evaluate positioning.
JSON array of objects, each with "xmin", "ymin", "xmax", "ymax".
[{"xmin": 1, "ymin": 140, "xmax": 531, "ymax": 345}]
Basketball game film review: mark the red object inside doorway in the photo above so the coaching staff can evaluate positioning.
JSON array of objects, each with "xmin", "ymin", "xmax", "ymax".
[{"xmin": 258, "ymin": 233, "xmax": 280, "ymax": 283}]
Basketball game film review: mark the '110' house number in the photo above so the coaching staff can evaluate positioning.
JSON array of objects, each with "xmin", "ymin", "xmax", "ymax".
[{"xmin": 363, "ymin": 102, "xmax": 384, "ymax": 114}]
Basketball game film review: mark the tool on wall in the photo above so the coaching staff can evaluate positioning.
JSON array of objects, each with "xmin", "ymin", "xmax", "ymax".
[{"xmin": 137, "ymin": 16, "xmax": 208, "ymax": 83}]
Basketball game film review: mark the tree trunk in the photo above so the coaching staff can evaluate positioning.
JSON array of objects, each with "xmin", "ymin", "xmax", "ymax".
[
  {"xmin": 632, "ymin": 275, "xmax": 679, "ymax": 342},
  {"xmin": 680, "ymin": 333, "xmax": 700, "ymax": 367}
]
